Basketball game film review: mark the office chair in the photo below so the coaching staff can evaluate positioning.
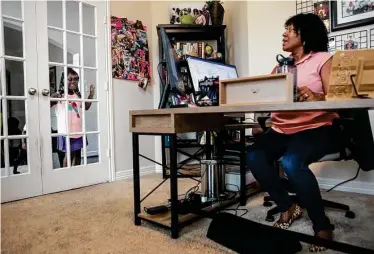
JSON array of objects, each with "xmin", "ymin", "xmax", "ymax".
[{"xmin": 256, "ymin": 114, "xmax": 357, "ymax": 222}]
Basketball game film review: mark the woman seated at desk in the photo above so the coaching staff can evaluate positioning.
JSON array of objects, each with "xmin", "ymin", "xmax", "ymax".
[{"xmin": 247, "ymin": 13, "xmax": 338, "ymax": 252}]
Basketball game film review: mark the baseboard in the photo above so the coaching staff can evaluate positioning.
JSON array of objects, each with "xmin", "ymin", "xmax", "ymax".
[
  {"xmin": 155, "ymin": 165, "xmax": 162, "ymax": 173},
  {"xmin": 317, "ymin": 177, "xmax": 374, "ymax": 195},
  {"xmin": 115, "ymin": 166, "xmax": 156, "ymax": 181},
  {"xmin": 86, "ymin": 151, "xmax": 98, "ymax": 157}
]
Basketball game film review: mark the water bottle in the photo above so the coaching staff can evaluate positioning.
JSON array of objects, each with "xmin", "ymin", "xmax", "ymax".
[{"xmin": 276, "ymin": 54, "xmax": 298, "ymax": 102}]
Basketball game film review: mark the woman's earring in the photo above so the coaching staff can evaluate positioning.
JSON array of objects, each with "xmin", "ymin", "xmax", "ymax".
[{"xmin": 303, "ymin": 41, "xmax": 306, "ymax": 46}]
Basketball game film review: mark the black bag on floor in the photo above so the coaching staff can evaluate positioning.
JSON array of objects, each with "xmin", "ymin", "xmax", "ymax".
[{"xmin": 207, "ymin": 212, "xmax": 302, "ymax": 254}]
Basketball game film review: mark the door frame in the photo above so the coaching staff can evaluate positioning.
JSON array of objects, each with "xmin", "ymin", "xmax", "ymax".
[{"xmin": 105, "ymin": 0, "xmax": 116, "ymax": 181}]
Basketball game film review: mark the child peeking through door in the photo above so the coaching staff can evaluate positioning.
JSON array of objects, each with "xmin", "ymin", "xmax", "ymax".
[{"xmin": 50, "ymin": 68, "xmax": 95, "ymax": 167}]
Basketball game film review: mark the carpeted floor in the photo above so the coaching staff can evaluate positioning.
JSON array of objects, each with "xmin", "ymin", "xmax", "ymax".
[{"xmin": 2, "ymin": 173, "xmax": 374, "ymax": 254}]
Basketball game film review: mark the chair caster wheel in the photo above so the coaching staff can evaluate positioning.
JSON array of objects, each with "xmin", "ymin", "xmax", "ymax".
[
  {"xmin": 345, "ymin": 211, "xmax": 355, "ymax": 219},
  {"xmin": 263, "ymin": 201, "xmax": 273, "ymax": 207},
  {"xmin": 265, "ymin": 216, "xmax": 275, "ymax": 222}
]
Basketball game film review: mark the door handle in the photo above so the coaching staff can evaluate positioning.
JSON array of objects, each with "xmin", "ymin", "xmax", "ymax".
[
  {"xmin": 28, "ymin": 88, "xmax": 37, "ymax": 95},
  {"xmin": 41, "ymin": 89, "xmax": 50, "ymax": 96}
]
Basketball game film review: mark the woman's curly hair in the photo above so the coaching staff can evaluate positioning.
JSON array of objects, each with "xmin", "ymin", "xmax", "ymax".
[{"xmin": 285, "ymin": 13, "xmax": 328, "ymax": 53}]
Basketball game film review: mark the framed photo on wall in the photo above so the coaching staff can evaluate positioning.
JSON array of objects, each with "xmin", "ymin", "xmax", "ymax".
[{"xmin": 331, "ymin": 1, "xmax": 374, "ymax": 32}]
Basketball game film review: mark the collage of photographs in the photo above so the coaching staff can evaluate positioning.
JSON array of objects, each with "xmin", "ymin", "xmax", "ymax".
[{"xmin": 111, "ymin": 16, "xmax": 151, "ymax": 88}]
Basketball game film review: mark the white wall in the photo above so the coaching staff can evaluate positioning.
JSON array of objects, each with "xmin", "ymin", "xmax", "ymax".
[
  {"xmin": 224, "ymin": 1, "xmax": 250, "ymax": 77},
  {"xmin": 246, "ymin": 1, "xmax": 295, "ymax": 76},
  {"xmin": 110, "ymin": 2, "xmax": 156, "ymax": 176},
  {"xmin": 245, "ymin": 0, "xmax": 374, "ymax": 194}
]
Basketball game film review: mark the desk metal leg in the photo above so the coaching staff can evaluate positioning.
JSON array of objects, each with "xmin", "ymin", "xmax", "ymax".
[
  {"xmin": 161, "ymin": 135, "xmax": 167, "ymax": 179},
  {"xmin": 206, "ymin": 131, "xmax": 211, "ymax": 159},
  {"xmin": 132, "ymin": 133, "xmax": 141, "ymax": 225},
  {"xmin": 169, "ymin": 134, "xmax": 179, "ymax": 239},
  {"xmin": 240, "ymin": 129, "xmax": 247, "ymax": 206}
]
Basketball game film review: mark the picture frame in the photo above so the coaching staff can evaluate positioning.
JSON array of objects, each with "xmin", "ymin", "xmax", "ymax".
[{"xmin": 331, "ymin": 1, "xmax": 374, "ymax": 32}]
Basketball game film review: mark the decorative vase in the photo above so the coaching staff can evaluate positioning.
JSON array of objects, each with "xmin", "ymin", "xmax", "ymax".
[
  {"xmin": 180, "ymin": 14, "xmax": 195, "ymax": 25},
  {"xmin": 209, "ymin": 2, "xmax": 224, "ymax": 25}
]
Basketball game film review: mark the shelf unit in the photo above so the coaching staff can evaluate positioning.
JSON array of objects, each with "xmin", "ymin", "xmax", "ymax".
[
  {"xmin": 156, "ymin": 24, "xmax": 227, "ymax": 179},
  {"xmin": 157, "ymin": 24, "xmax": 227, "ymax": 106}
]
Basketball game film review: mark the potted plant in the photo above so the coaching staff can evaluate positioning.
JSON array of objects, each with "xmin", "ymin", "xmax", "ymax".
[{"xmin": 206, "ymin": 0, "xmax": 224, "ymax": 25}]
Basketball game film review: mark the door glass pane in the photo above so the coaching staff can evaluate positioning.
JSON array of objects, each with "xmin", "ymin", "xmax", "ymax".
[
  {"xmin": 2, "ymin": 0, "xmax": 22, "ymax": 19},
  {"xmin": 1, "ymin": 138, "xmax": 9, "ymax": 177},
  {"xmin": 51, "ymin": 101, "xmax": 71, "ymax": 169},
  {"xmin": 0, "ymin": 99, "xmax": 3, "ymax": 134},
  {"xmin": 83, "ymin": 36, "xmax": 96, "ymax": 67},
  {"xmin": 69, "ymin": 133, "xmax": 84, "ymax": 168},
  {"xmin": 50, "ymin": 100, "xmax": 67, "ymax": 135},
  {"xmin": 5, "ymin": 60, "xmax": 24, "ymax": 96},
  {"xmin": 1, "ymin": 99, "xmax": 27, "ymax": 176},
  {"xmin": 7, "ymin": 100, "xmax": 26, "ymax": 136},
  {"xmin": 67, "ymin": 33, "xmax": 81, "ymax": 65},
  {"xmin": 49, "ymin": 65, "xmax": 64, "ymax": 94},
  {"xmin": 8, "ymin": 138, "xmax": 28, "ymax": 175},
  {"xmin": 66, "ymin": 1, "xmax": 80, "ymax": 32},
  {"xmin": 86, "ymin": 133, "xmax": 99, "ymax": 164},
  {"xmin": 69, "ymin": 100, "xmax": 84, "ymax": 135},
  {"xmin": 85, "ymin": 102, "xmax": 97, "ymax": 132},
  {"xmin": 52, "ymin": 135, "xmax": 70, "ymax": 169},
  {"xmin": 83, "ymin": 69, "xmax": 97, "ymax": 99},
  {"xmin": 66, "ymin": 67, "xmax": 81, "ymax": 96},
  {"xmin": 3, "ymin": 18, "xmax": 23, "ymax": 58},
  {"xmin": 47, "ymin": 0, "xmax": 63, "ymax": 28},
  {"xmin": 83, "ymin": 3, "xmax": 95, "ymax": 36},
  {"xmin": 0, "ymin": 99, "xmax": 4, "ymax": 175},
  {"xmin": 48, "ymin": 29, "xmax": 64, "ymax": 63}
]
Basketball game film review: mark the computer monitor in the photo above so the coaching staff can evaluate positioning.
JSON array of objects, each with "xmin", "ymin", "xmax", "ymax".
[
  {"xmin": 186, "ymin": 56, "xmax": 239, "ymax": 92},
  {"xmin": 158, "ymin": 27, "xmax": 185, "ymax": 109}
]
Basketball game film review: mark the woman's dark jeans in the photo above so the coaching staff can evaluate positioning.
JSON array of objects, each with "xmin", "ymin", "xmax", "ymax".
[{"xmin": 247, "ymin": 126, "xmax": 337, "ymax": 233}]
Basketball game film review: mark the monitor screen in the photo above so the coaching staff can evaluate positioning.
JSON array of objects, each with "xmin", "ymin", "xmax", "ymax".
[
  {"xmin": 159, "ymin": 27, "xmax": 184, "ymax": 92},
  {"xmin": 186, "ymin": 56, "xmax": 238, "ymax": 92}
]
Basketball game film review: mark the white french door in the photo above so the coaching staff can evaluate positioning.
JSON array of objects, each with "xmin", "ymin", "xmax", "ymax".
[
  {"xmin": 1, "ymin": 1, "xmax": 43, "ymax": 201},
  {"xmin": 1, "ymin": 0, "xmax": 110, "ymax": 202},
  {"xmin": 37, "ymin": 0, "xmax": 110, "ymax": 194}
]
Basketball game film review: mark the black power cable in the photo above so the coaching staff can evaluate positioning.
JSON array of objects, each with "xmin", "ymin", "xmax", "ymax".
[
  {"xmin": 219, "ymin": 184, "xmax": 249, "ymax": 217},
  {"xmin": 326, "ymin": 165, "xmax": 360, "ymax": 193}
]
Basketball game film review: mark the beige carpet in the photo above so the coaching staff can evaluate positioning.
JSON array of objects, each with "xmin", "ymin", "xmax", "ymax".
[{"xmin": 2, "ymin": 173, "xmax": 374, "ymax": 254}]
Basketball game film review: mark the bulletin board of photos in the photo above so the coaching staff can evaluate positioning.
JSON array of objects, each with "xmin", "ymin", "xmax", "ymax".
[{"xmin": 296, "ymin": 0, "xmax": 373, "ymax": 53}]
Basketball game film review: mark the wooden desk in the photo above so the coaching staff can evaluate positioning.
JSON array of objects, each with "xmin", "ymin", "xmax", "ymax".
[
  {"xmin": 129, "ymin": 99, "xmax": 374, "ymax": 244},
  {"xmin": 130, "ymin": 99, "xmax": 374, "ymax": 134}
]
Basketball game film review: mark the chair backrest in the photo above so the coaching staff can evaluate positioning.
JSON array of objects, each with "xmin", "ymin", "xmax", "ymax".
[
  {"xmin": 255, "ymin": 113, "xmax": 271, "ymax": 131},
  {"xmin": 337, "ymin": 109, "xmax": 374, "ymax": 171}
]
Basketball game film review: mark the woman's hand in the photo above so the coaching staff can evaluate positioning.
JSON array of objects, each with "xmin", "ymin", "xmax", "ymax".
[
  {"xmin": 297, "ymin": 86, "xmax": 325, "ymax": 102},
  {"xmin": 51, "ymin": 92, "xmax": 61, "ymax": 98}
]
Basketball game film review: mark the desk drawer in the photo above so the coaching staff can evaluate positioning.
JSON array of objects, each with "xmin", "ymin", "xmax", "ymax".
[{"xmin": 219, "ymin": 73, "xmax": 294, "ymax": 106}]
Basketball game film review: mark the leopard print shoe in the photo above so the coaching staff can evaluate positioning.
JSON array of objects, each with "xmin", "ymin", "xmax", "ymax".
[
  {"xmin": 273, "ymin": 204, "xmax": 303, "ymax": 229},
  {"xmin": 309, "ymin": 244, "xmax": 327, "ymax": 252}
]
